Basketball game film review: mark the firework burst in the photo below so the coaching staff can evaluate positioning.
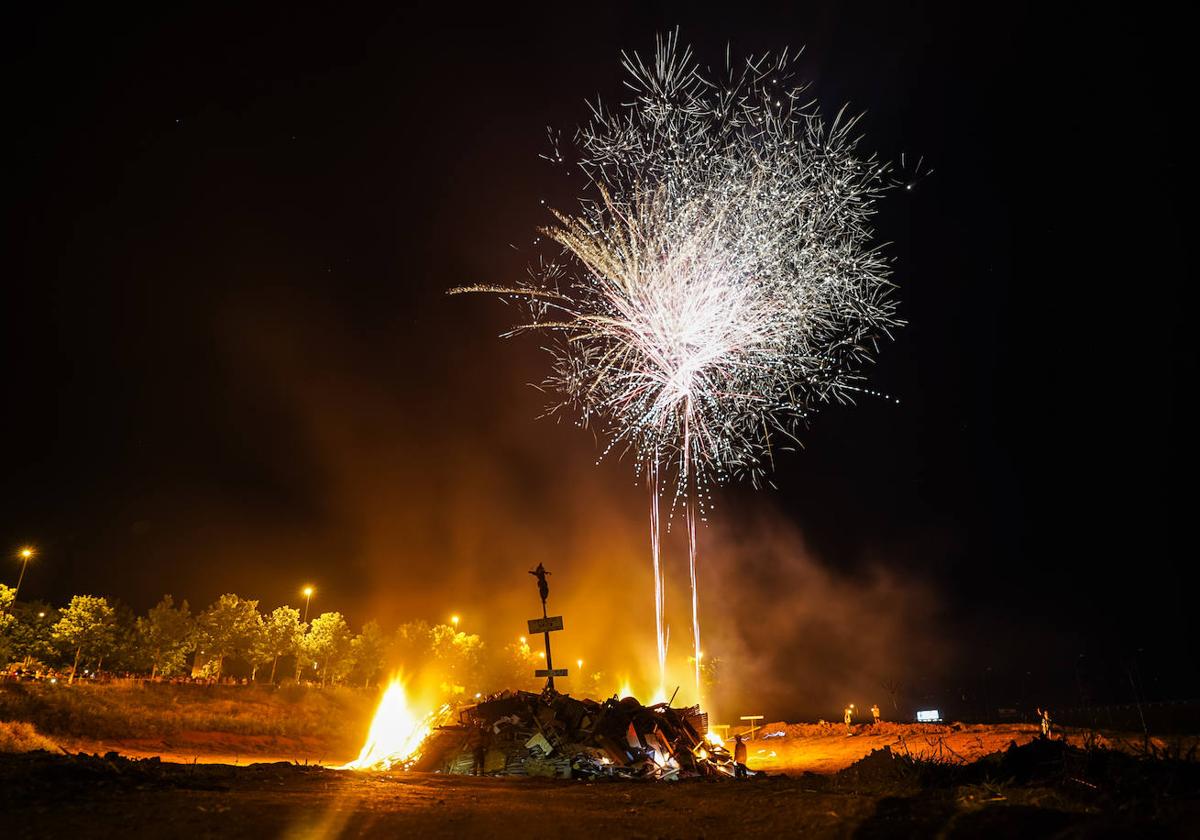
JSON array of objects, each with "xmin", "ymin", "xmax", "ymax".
[{"xmin": 454, "ymin": 31, "xmax": 900, "ymax": 699}]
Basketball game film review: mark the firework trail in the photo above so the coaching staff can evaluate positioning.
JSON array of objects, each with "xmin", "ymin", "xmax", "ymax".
[{"xmin": 454, "ymin": 32, "xmax": 899, "ymax": 702}]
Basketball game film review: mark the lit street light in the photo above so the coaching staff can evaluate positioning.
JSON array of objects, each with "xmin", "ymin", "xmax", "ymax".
[
  {"xmin": 302, "ymin": 585, "xmax": 315, "ymax": 623},
  {"xmin": 14, "ymin": 547, "xmax": 35, "ymax": 598},
  {"xmin": 450, "ymin": 614, "xmax": 460, "ymax": 630}
]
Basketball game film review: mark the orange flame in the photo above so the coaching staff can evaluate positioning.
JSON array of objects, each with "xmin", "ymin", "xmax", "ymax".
[{"xmin": 341, "ymin": 678, "xmax": 438, "ymax": 771}]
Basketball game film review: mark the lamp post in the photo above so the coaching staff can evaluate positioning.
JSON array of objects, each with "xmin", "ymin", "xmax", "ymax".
[
  {"xmin": 302, "ymin": 585, "xmax": 315, "ymax": 623},
  {"xmin": 14, "ymin": 547, "xmax": 34, "ymax": 598}
]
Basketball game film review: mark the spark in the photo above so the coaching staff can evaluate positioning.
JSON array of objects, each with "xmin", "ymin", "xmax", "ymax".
[{"xmin": 454, "ymin": 31, "xmax": 899, "ymax": 702}]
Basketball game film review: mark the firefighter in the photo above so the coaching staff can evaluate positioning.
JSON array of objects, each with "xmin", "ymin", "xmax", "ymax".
[
  {"xmin": 844, "ymin": 704, "xmax": 854, "ymax": 734},
  {"xmin": 733, "ymin": 734, "xmax": 748, "ymax": 778},
  {"xmin": 871, "ymin": 704, "xmax": 881, "ymax": 725}
]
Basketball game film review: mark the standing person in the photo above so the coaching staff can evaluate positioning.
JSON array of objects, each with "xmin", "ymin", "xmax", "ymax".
[
  {"xmin": 871, "ymin": 704, "xmax": 881, "ymax": 725},
  {"xmin": 471, "ymin": 725, "xmax": 488, "ymax": 775},
  {"xmin": 733, "ymin": 734, "xmax": 748, "ymax": 778},
  {"xmin": 844, "ymin": 704, "xmax": 854, "ymax": 735},
  {"xmin": 1037, "ymin": 707, "xmax": 1052, "ymax": 738}
]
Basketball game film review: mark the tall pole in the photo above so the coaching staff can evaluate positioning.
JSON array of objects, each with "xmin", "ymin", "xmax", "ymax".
[
  {"xmin": 14, "ymin": 548, "xmax": 33, "ymax": 598},
  {"xmin": 541, "ymin": 595, "xmax": 556, "ymax": 692},
  {"xmin": 297, "ymin": 586, "xmax": 315, "ymax": 683}
]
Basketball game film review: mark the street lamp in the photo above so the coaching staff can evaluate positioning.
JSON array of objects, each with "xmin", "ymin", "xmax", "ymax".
[
  {"xmin": 301, "ymin": 585, "xmax": 315, "ymax": 623},
  {"xmin": 451, "ymin": 614, "xmax": 460, "ymax": 630},
  {"xmin": 14, "ymin": 547, "xmax": 35, "ymax": 598}
]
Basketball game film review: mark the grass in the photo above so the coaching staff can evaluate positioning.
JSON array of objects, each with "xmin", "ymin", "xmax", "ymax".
[
  {"xmin": 0, "ymin": 682, "xmax": 378, "ymax": 752},
  {"xmin": 0, "ymin": 720, "xmax": 59, "ymax": 753}
]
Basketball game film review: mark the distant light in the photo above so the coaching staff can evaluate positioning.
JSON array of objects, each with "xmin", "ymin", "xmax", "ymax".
[
  {"xmin": 302, "ymin": 586, "xmax": 315, "ymax": 598},
  {"xmin": 576, "ymin": 658, "xmax": 583, "ymax": 669},
  {"xmin": 537, "ymin": 651, "xmax": 545, "ymax": 659},
  {"xmin": 450, "ymin": 615, "xmax": 460, "ymax": 627},
  {"xmin": 37, "ymin": 612, "xmax": 45, "ymax": 618},
  {"xmin": 916, "ymin": 709, "xmax": 941, "ymax": 722},
  {"xmin": 519, "ymin": 636, "xmax": 526, "ymax": 645},
  {"xmin": 19, "ymin": 547, "xmax": 34, "ymax": 559}
]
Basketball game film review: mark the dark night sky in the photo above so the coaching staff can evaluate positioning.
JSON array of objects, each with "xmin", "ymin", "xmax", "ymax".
[{"xmin": 2, "ymin": 3, "xmax": 1195, "ymax": 711}]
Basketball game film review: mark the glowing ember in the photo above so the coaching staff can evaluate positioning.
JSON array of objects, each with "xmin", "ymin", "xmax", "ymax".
[{"xmin": 340, "ymin": 678, "xmax": 439, "ymax": 771}]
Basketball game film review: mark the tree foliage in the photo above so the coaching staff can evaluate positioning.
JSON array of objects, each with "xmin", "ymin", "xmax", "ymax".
[
  {"xmin": 195, "ymin": 593, "xmax": 262, "ymax": 680},
  {"xmin": 349, "ymin": 619, "xmax": 386, "ymax": 688},
  {"xmin": 51, "ymin": 595, "xmax": 117, "ymax": 683},
  {"xmin": 0, "ymin": 584, "xmax": 16, "ymax": 664},
  {"xmin": 301, "ymin": 611, "xmax": 352, "ymax": 686},
  {"xmin": 136, "ymin": 595, "xmax": 195, "ymax": 678},
  {"xmin": 255, "ymin": 606, "xmax": 303, "ymax": 684}
]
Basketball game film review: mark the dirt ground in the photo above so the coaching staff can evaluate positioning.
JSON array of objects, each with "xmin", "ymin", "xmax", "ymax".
[
  {"xmin": 3, "ymin": 728, "xmax": 1198, "ymax": 839},
  {"xmin": 4, "ymin": 745, "xmax": 1198, "ymax": 839},
  {"xmin": 47, "ymin": 721, "xmax": 1089, "ymax": 772},
  {"xmin": 745, "ymin": 722, "xmax": 1044, "ymax": 774}
]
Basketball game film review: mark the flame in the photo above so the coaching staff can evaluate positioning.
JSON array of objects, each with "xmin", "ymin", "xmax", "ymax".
[
  {"xmin": 341, "ymin": 678, "xmax": 434, "ymax": 771},
  {"xmin": 617, "ymin": 680, "xmax": 635, "ymax": 700},
  {"xmin": 649, "ymin": 686, "xmax": 668, "ymax": 705},
  {"xmin": 706, "ymin": 730, "xmax": 725, "ymax": 746}
]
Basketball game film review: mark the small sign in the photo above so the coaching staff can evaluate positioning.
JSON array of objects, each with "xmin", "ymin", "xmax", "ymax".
[
  {"xmin": 535, "ymin": 668, "xmax": 568, "ymax": 678},
  {"xmin": 528, "ymin": 615, "xmax": 564, "ymax": 634}
]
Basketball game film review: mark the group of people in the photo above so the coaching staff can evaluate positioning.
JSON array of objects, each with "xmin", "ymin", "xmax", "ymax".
[{"xmin": 842, "ymin": 703, "xmax": 883, "ymax": 733}]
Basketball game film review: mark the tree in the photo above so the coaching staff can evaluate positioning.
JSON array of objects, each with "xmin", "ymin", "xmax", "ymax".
[
  {"xmin": 195, "ymin": 594, "xmax": 262, "ymax": 681},
  {"xmin": 5, "ymin": 601, "xmax": 58, "ymax": 669},
  {"xmin": 881, "ymin": 679, "xmax": 904, "ymax": 714},
  {"xmin": 51, "ymin": 595, "xmax": 117, "ymax": 683},
  {"xmin": 390, "ymin": 620, "xmax": 434, "ymax": 670},
  {"xmin": 0, "ymin": 584, "xmax": 16, "ymax": 667},
  {"xmin": 349, "ymin": 620, "xmax": 386, "ymax": 688},
  {"xmin": 137, "ymin": 596, "xmax": 195, "ymax": 678},
  {"xmin": 255, "ymin": 606, "xmax": 303, "ymax": 684},
  {"xmin": 429, "ymin": 623, "xmax": 484, "ymax": 697},
  {"xmin": 300, "ymin": 611, "xmax": 352, "ymax": 686},
  {"xmin": 105, "ymin": 601, "xmax": 145, "ymax": 674}
]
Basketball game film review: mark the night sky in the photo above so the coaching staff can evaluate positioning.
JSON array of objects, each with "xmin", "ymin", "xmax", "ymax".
[{"xmin": 3, "ymin": 4, "xmax": 1194, "ymax": 714}]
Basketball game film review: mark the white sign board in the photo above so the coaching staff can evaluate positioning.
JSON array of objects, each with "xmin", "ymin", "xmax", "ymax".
[{"xmin": 527, "ymin": 616, "xmax": 564, "ymax": 634}]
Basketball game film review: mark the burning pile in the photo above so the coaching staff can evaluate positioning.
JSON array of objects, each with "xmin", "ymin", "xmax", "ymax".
[
  {"xmin": 340, "ymin": 680, "xmax": 450, "ymax": 771},
  {"xmin": 411, "ymin": 690, "xmax": 735, "ymax": 780}
]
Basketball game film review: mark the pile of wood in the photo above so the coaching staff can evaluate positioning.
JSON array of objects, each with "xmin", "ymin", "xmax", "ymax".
[{"xmin": 412, "ymin": 690, "xmax": 735, "ymax": 780}]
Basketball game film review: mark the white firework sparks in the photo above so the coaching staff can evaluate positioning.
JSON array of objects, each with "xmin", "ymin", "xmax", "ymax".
[{"xmin": 455, "ymin": 32, "xmax": 900, "ymax": 700}]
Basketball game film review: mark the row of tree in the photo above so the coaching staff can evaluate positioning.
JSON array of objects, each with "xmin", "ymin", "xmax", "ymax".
[{"xmin": 0, "ymin": 584, "xmax": 541, "ymax": 692}]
